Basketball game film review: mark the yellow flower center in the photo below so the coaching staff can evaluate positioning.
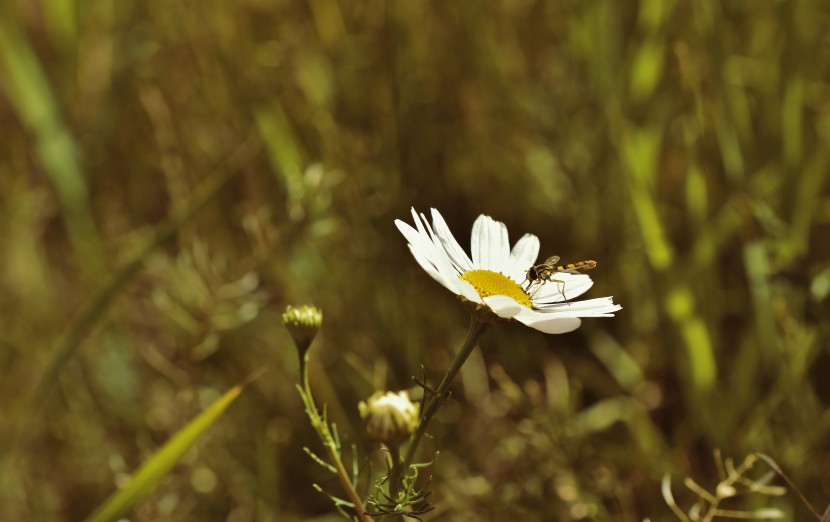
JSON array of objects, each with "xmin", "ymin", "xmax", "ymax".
[{"xmin": 459, "ymin": 269, "xmax": 532, "ymax": 308}]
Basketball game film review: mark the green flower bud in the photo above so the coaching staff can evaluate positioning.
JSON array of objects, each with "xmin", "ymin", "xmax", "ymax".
[
  {"xmin": 358, "ymin": 391, "xmax": 419, "ymax": 448},
  {"xmin": 282, "ymin": 305, "xmax": 323, "ymax": 354}
]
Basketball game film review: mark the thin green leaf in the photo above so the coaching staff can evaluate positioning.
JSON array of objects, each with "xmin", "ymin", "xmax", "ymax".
[
  {"xmin": 83, "ymin": 381, "xmax": 248, "ymax": 522},
  {"xmin": 312, "ymin": 483, "xmax": 354, "ymax": 508},
  {"xmin": 303, "ymin": 447, "xmax": 337, "ymax": 474},
  {"xmin": 351, "ymin": 443, "xmax": 359, "ymax": 485},
  {"xmin": 331, "ymin": 422, "xmax": 341, "ymax": 451}
]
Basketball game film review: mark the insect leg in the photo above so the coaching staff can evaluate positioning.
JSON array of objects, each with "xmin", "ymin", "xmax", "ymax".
[
  {"xmin": 551, "ymin": 278, "xmax": 569, "ymax": 304},
  {"xmin": 529, "ymin": 280, "xmax": 546, "ymax": 299}
]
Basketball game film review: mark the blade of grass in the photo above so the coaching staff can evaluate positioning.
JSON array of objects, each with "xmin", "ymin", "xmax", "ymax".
[
  {"xmin": 43, "ymin": 0, "xmax": 77, "ymax": 50},
  {"xmin": 83, "ymin": 375, "xmax": 257, "ymax": 522},
  {"xmin": 0, "ymin": 13, "xmax": 102, "ymax": 270}
]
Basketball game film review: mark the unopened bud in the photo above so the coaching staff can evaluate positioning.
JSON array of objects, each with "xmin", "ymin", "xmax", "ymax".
[
  {"xmin": 358, "ymin": 391, "xmax": 419, "ymax": 448},
  {"xmin": 282, "ymin": 305, "xmax": 323, "ymax": 354}
]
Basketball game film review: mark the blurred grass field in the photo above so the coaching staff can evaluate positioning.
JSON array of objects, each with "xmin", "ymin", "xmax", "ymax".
[{"xmin": 2, "ymin": 0, "xmax": 830, "ymax": 520}]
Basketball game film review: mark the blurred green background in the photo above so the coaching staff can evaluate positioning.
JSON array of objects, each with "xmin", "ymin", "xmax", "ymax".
[{"xmin": 2, "ymin": 0, "xmax": 830, "ymax": 520}]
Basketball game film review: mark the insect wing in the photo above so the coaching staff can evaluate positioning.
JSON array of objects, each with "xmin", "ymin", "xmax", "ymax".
[{"xmin": 543, "ymin": 255, "xmax": 560, "ymax": 266}]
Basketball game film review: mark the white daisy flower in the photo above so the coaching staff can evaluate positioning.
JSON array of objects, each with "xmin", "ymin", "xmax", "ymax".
[{"xmin": 395, "ymin": 208, "xmax": 622, "ymax": 334}]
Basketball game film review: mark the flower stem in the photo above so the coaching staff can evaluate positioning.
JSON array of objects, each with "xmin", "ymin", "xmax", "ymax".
[
  {"xmin": 386, "ymin": 445, "xmax": 405, "ymax": 522},
  {"xmin": 388, "ymin": 445, "xmax": 402, "ymax": 496},
  {"xmin": 299, "ymin": 351, "xmax": 372, "ymax": 522},
  {"xmin": 393, "ymin": 316, "xmax": 490, "ymax": 494}
]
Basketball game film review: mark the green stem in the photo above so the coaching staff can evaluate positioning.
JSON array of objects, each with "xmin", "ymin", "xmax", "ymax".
[
  {"xmin": 300, "ymin": 351, "xmax": 372, "ymax": 522},
  {"xmin": 388, "ymin": 445, "xmax": 402, "ymax": 497},
  {"xmin": 299, "ymin": 349, "xmax": 312, "ymax": 411},
  {"xmin": 394, "ymin": 316, "xmax": 489, "ymax": 492},
  {"xmin": 387, "ymin": 445, "xmax": 403, "ymax": 522}
]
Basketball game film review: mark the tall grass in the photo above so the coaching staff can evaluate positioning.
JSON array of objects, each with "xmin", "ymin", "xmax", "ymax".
[{"xmin": 1, "ymin": 0, "xmax": 829, "ymax": 519}]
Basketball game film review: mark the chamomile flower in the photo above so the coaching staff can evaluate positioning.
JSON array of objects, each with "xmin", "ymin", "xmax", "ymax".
[
  {"xmin": 395, "ymin": 208, "xmax": 621, "ymax": 334},
  {"xmin": 358, "ymin": 391, "xmax": 419, "ymax": 448}
]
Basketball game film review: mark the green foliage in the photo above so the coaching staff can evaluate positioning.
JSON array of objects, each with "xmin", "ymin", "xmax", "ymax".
[
  {"xmin": 661, "ymin": 452, "xmax": 793, "ymax": 521},
  {"xmin": 366, "ymin": 457, "xmax": 435, "ymax": 521},
  {"xmin": 1, "ymin": 0, "xmax": 829, "ymax": 520}
]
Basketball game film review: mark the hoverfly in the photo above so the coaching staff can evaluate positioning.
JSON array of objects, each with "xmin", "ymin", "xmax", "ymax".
[{"xmin": 524, "ymin": 256, "xmax": 597, "ymax": 301}]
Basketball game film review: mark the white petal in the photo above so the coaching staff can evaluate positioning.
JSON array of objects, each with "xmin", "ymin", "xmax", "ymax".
[
  {"xmin": 407, "ymin": 245, "xmax": 458, "ymax": 294},
  {"xmin": 531, "ymin": 273, "xmax": 594, "ymax": 302},
  {"xmin": 535, "ymin": 297, "xmax": 622, "ymax": 316},
  {"xmin": 395, "ymin": 219, "xmax": 431, "ymax": 256},
  {"xmin": 532, "ymin": 296, "xmax": 621, "ymax": 318},
  {"xmin": 470, "ymin": 215, "xmax": 487, "ymax": 268},
  {"xmin": 410, "ymin": 207, "xmax": 428, "ymax": 237},
  {"xmin": 510, "ymin": 234, "xmax": 540, "ymax": 268},
  {"xmin": 396, "ymin": 211, "xmax": 464, "ymax": 292},
  {"xmin": 505, "ymin": 258, "xmax": 536, "ymax": 285},
  {"xmin": 491, "ymin": 219, "xmax": 511, "ymax": 273},
  {"xmin": 507, "ymin": 269, "xmax": 529, "ymax": 286},
  {"xmin": 482, "ymin": 295, "xmax": 523, "ymax": 318},
  {"xmin": 515, "ymin": 310, "xmax": 583, "ymax": 334},
  {"xmin": 471, "ymin": 214, "xmax": 510, "ymax": 272},
  {"xmin": 430, "ymin": 209, "xmax": 473, "ymax": 272},
  {"xmin": 419, "ymin": 210, "xmax": 459, "ymax": 275}
]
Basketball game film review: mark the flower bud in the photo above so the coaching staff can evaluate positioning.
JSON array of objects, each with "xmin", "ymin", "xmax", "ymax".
[
  {"xmin": 358, "ymin": 391, "xmax": 419, "ymax": 448},
  {"xmin": 282, "ymin": 305, "xmax": 323, "ymax": 354}
]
